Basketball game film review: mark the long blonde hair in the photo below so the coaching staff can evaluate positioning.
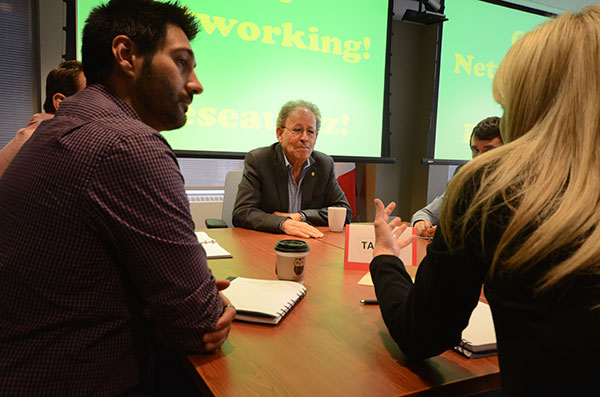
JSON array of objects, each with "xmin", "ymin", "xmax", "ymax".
[{"xmin": 440, "ymin": 5, "xmax": 600, "ymax": 292}]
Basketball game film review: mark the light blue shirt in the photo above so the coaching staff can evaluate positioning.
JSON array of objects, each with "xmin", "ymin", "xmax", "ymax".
[{"xmin": 283, "ymin": 154, "xmax": 312, "ymax": 214}]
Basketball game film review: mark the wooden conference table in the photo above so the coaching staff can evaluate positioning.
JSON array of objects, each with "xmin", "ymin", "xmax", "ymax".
[{"xmin": 185, "ymin": 227, "xmax": 500, "ymax": 396}]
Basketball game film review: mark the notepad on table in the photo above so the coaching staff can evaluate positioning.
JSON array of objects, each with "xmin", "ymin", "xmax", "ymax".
[
  {"xmin": 454, "ymin": 301, "xmax": 497, "ymax": 358},
  {"xmin": 195, "ymin": 231, "xmax": 232, "ymax": 259},
  {"xmin": 221, "ymin": 277, "xmax": 307, "ymax": 325}
]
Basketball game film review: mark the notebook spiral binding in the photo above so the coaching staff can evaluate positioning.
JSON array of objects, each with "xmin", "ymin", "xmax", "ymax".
[{"xmin": 276, "ymin": 287, "xmax": 306, "ymax": 316}]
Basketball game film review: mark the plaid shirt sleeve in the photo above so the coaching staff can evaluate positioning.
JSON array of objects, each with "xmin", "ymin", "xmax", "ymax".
[{"xmin": 85, "ymin": 131, "xmax": 223, "ymax": 352}]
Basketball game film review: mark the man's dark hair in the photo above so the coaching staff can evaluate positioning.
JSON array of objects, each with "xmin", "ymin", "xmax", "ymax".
[
  {"xmin": 470, "ymin": 116, "xmax": 502, "ymax": 143},
  {"xmin": 43, "ymin": 60, "xmax": 84, "ymax": 114},
  {"xmin": 82, "ymin": 0, "xmax": 199, "ymax": 85}
]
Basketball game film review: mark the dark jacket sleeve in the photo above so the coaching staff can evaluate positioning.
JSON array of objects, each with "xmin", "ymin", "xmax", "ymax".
[
  {"xmin": 232, "ymin": 149, "xmax": 289, "ymax": 233},
  {"xmin": 370, "ymin": 226, "xmax": 485, "ymax": 360},
  {"xmin": 302, "ymin": 153, "xmax": 352, "ymax": 226}
]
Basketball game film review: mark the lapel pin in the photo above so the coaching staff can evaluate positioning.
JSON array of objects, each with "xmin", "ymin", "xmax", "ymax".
[{"xmin": 311, "ymin": 172, "xmax": 315, "ymax": 176}]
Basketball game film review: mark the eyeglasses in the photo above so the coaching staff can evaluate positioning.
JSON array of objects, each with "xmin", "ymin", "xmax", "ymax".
[{"xmin": 282, "ymin": 126, "xmax": 317, "ymax": 138}]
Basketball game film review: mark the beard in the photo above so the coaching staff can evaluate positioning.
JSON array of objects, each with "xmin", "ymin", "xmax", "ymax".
[{"xmin": 137, "ymin": 57, "xmax": 191, "ymax": 131}]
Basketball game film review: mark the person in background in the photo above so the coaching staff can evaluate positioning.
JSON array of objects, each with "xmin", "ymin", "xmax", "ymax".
[
  {"xmin": 371, "ymin": 5, "xmax": 600, "ymax": 394},
  {"xmin": 233, "ymin": 99, "xmax": 352, "ymax": 238},
  {"xmin": 0, "ymin": 60, "xmax": 86, "ymax": 176},
  {"xmin": 0, "ymin": 0, "xmax": 234, "ymax": 395},
  {"xmin": 411, "ymin": 116, "xmax": 502, "ymax": 237}
]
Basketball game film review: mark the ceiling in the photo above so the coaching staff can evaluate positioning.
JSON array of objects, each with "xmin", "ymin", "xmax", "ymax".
[{"xmin": 393, "ymin": 0, "xmax": 597, "ymax": 21}]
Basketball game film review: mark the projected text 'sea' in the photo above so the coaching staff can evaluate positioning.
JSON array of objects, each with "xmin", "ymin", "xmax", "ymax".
[
  {"xmin": 190, "ymin": 12, "xmax": 372, "ymax": 64},
  {"xmin": 186, "ymin": 107, "xmax": 350, "ymax": 135}
]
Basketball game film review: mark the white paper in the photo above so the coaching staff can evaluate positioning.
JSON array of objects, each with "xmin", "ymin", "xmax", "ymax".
[
  {"xmin": 346, "ymin": 224, "xmax": 414, "ymax": 266},
  {"xmin": 195, "ymin": 231, "xmax": 232, "ymax": 259}
]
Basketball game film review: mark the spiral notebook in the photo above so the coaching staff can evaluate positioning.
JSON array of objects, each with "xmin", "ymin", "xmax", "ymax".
[
  {"xmin": 222, "ymin": 277, "xmax": 307, "ymax": 325},
  {"xmin": 454, "ymin": 301, "xmax": 497, "ymax": 358},
  {"xmin": 195, "ymin": 231, "xmax": 232, "ymax": 259}
]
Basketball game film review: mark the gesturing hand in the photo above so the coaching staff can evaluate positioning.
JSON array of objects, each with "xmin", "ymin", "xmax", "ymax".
[{"xmin": 372, "ymin": 199, "xmax": 416, "ymax": 258}]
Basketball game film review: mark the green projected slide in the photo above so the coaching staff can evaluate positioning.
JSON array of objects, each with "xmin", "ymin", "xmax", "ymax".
[
  {"xmin": 433, "ymin": 0, "xmax": 549, "ymax": 161},
  {"xmin": 77, "ymin": 0, "xmax": 391, "ymax": 158}
]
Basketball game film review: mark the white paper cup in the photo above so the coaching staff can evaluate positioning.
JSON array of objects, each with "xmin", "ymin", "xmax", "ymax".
[
  {"xmin": 328, "ymin": 207, "xmax": 347, "ymax": 232},
  {"xmin": 274, "ymin": 240, "xmax": 310, "ymax": 283}
]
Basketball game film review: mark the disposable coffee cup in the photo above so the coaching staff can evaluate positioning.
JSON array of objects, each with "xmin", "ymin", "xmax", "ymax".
[
  {"xmin": 328, "ymin": 207, "xmax": 347, "ymax": 232},
  {"xmin": 274, "ymin": 239, "xmax": 310, "ymax": 283}
]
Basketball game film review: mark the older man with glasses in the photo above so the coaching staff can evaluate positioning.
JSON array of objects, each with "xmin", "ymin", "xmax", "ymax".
[{"xmin": 233, "ymin": 99, "xmax": 352, "ymax": 238}]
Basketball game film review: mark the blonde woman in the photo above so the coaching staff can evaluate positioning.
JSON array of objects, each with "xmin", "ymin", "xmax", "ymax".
[{"xmin": 370, "ymin": 5, "xmax": 600, "ymax": 395}]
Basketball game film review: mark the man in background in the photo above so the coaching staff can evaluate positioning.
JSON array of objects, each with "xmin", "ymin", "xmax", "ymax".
[
  {"xmin": 0, "ymin": 0, "xmax": 234, "ymax": 395},
  {"xmin": 233, "ymin": 99, "xmax": 352, "ymax": 238},
  {"xmin": 0, "ymin": 60, "xmax": 85, "ymax": 176},
  {"xmin": 411, "ymin": 116, "xmax": 502, "ymax": 237}
]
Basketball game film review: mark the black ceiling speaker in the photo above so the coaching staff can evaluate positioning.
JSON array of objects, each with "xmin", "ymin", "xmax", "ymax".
[{"xmin": 402, "ymin": 0, "xmax": 448, "ymax": 25}]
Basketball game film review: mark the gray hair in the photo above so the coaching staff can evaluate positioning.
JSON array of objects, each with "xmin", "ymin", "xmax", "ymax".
[{"xmin": 276, "ymin": 99, "xmax": 322, "ymax": 131}]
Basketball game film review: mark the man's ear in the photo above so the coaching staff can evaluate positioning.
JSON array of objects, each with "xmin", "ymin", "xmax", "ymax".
[
  {"xmin": 52, "ymin": 93, "xmax": 66, "ymax": 112},
  {"xmin": 111, "ymin": 35, "xmax": 141, "ymax": 78},
  {"xmin": 276, "ymin": 127, "xmax": 284, "ymax": 142}
]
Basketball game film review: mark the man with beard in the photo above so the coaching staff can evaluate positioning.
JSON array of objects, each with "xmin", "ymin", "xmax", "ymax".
[
  {"xmin": 233, "ymin": 99, "xmax": 352, "ymax": 238},
  {"xmin": 0, "ymin": 0, "xmax": 234, "ymax": 395}
]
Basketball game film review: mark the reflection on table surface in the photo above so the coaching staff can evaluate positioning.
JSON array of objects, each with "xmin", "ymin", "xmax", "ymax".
[{"xmin": 186, "ymin": 227, "xmax": 499, "ymax": 396}]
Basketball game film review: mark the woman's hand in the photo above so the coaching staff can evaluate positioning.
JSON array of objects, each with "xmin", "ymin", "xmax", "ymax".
[{"xmin": 373, "ymin": 199, "xmax": 417, "ymax": 258}]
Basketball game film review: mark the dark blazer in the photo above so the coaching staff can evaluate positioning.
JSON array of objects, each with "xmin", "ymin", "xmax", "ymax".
[
  {"xmin": 370, "ymin": 178, "xmax": 600, "ymax": 395},
  {"xmin": 232, "ymin": 143, "xmax": 352, "ymax": 233}
]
